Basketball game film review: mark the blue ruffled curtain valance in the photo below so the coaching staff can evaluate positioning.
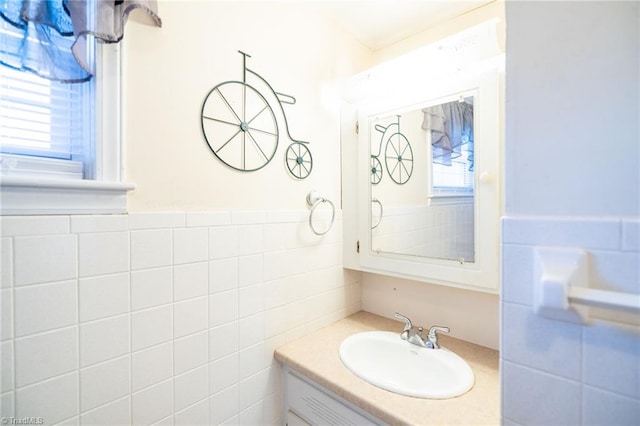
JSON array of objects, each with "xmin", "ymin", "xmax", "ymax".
[
  {"xmin": 422, "ymin": 99, "xmax": 475, "ymax": 172},
  {"xmin": 0, "ymin": 0, "xmax": 161, "ymax": 82}
]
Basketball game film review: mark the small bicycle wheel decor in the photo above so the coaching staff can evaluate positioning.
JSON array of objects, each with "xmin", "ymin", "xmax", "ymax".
[
  {"xmin": 370, "ymin": 156, "xmax": 383, "ymax": 184},
  {"xmin": 384, "ymin": 132, "xmax": 413, "ymax": 185},
  {"xmin": 285, "ymin": 142, "xmax": 313, "ymax": 179},
  {"xmin": 201, "ymin": 81, "xmax": 279, "ymax": 172}
]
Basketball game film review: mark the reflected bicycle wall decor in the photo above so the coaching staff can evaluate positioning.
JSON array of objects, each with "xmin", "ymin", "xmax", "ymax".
[
  {"xmin": 371, "ymin": 115, "xmax": 413, "ymax": 185},
  {"xmin": 201, "ymin": 51, "xmax": 313, "ymax": 179}
]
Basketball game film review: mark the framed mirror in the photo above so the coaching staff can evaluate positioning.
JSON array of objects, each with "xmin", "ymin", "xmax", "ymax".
[
  {"xmin": 342, "ymin": 61, "xmax": 501, "ymax": 293},
  {"xmin": 341, "ymin": 20, "xmax": 503, "ymax": 293},
  {"xmin": 370, "ymin": 92, "xmax": 476, "ymax": 264}
]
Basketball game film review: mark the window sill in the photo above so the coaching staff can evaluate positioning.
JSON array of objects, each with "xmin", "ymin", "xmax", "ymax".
[
  {"xmin": 0, "ymin": 176, "xmax": 135, "ymax": 215},
  {"xmin": 428, "ymin": 193, "xmax": 474, "ymax": 206}
]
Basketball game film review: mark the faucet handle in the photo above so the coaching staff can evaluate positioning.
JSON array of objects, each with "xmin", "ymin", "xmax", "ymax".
[
  {"xmin": 427, "ymin": 325, "xmax": 450, "ymax": 349},
  {"xmin": 394, "ymin": 312, "xmax": 413, "ymax": 332}
]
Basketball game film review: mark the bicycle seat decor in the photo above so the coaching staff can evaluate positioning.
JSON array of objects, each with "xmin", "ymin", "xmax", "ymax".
[{"xmin": 201, "ymin": 51, "xmax": 313, "ymax": 179}]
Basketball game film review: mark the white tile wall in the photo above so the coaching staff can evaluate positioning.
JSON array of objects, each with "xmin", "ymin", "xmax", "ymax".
[
  {"xmin": 1, "ymin": 289, "xmax": 12, "ymax": 341},
  {"xmin": 582, "ymin": 387, "xmax": 640, "ymax": 426},
  {"xmin": 210, "ymin": 354, "xmax": 239, "ymax": 394},
  {"xmin": 15, "ymin": 372, "xmax": 79, "ymax": 424},
  {"xmin": 1, "ymin": 238, "xmax": 13, "ymax": 289},
  {"xmin": 173, "ymin": 262, "xmax": 208, "ymax": 301},
  {"xmin": 0, "ymin": 209, "xmax": 360, "ymax": 425},
  {"xmin": 14, "ymin": 235, "xmax": 77, "ymax": 286},
  {"xmin": 371, "ymin": 203, "xmax": 474, "ymax": 261},
  {"xmin": 131, "ymin": 379, "xmax": 174, "ymax": 425},
  {"xmin": 173, "ymin": 228, "xmax": 208, "ymax": 265},
  {"xmin": 501, "ymin": 216, "xmax": 640, "ymax": 425},
  {"xmin": 1, "ymin": 341, "xmax": 13, "ymax": 393},
  {"xmin": 79, "ymin": 231, "xmax": 129, "ymax": 277},
  {"xmin": 131, "ymin": 267, "xmax": 172, "ymax": 310},
  {"xmin": 209, "ymin": 384, "xmax": 238, "ymax": 425},
  {"xmin": 130, "ymin": 230, "xmax": 172, "ymax": 271},
  {"xmin": 79, "ymin": 273, "xmax": 130, "ymax": 322},
  {"xmin": 15, "ymin": 327, "xmax": 78, "ymax": 387},
  {"xmin": 80, "ymin": 396, "xmax": 131, "ymax": 426},
  {"xmin": 131, "ymin": 305, "xmax": 173, "ymax": 351},
  {"xmin": 173, "ymin": 296, "xmax": 208, "ymax": 339},
  {"xmin": 174, "ymin": 331, "xmax": 208, "ymax": 376},
  {"xmin": 174, "ymin": 398, "xmax": 209, "ymax": 426},
  {"xmin": 80, "ymin": 315, "xmax": 130, "ymax": 367},
  {"xmin": 14, "ymin": 280, "xmax": 77, "ymax": 337},
  {"xmin": 173, "ymin": 365, "xmax": 208, "ymax": 412},
  {"xmin": 80, "ymin": 356, "xmax": 130, "ymax": 412},
  {"xmin": 131, "ymin": 342, "xmax": 173, "ymax": 392}
]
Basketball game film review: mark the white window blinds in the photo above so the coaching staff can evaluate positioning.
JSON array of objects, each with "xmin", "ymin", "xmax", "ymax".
[
  {"xmin": 432, "ymin": 158, "xmax": 474, "ymax": 194},
  {"xmin": 0, "ymin": 19, "xmax": 93, "ymax": 179}
]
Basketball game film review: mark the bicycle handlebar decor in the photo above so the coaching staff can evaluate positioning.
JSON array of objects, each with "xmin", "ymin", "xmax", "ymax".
[{"xmin": 201, "ymin": 51, "xmax": 313, "ymax": 179}]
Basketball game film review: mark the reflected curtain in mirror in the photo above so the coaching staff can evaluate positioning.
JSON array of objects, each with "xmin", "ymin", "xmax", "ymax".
[{"xmin": 422, "ymin": 98, "xmax": 474, "ymax": 171}]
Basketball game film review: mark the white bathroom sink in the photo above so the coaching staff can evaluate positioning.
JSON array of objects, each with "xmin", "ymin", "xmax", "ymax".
[{"xmin": 339, "ymin": 331, "xmax": 474, "ymax": 399}]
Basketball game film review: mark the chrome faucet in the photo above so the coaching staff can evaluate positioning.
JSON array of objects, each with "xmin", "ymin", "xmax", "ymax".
[
  {"xmin": 394, "ymin": 312, "xmax": 427, "ymax": 347},
  {"xmin": 426, "ymin": 325, "xmax": 450, "ymax": 349},
  {"xmin": 394, "ymin": 312, "xmax": 450, "ymax": 349}
]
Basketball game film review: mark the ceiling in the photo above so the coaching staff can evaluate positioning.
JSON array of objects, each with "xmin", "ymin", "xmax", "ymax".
[{"xmin": 319, "ymin": 1, "xmax": 494, "ymax": 51}]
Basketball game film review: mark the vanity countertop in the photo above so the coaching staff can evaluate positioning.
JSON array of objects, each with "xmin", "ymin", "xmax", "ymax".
[{"xmin": 274, "ymin": 311, "xmax": 499, "ymax": 426}]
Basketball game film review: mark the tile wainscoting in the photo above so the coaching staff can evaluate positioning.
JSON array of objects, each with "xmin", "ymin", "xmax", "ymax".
[
  {"xmin": 0, "ymin": 210, "xmax": 361, "ymax": 425},
  {"xmin": 501, "ymin": 216, "xmax": 640, "ymax": 425}
]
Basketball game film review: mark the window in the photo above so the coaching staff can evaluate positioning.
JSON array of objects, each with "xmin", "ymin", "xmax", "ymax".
[
  {"xmin": 0, "ymin": 59, "xmax": 92, "ymax": 180},
  {"xmin": 432, "ymin": 153, "xmax": 474, "ymax": 195},
  {"xmin": 0, "ymin": 21, "xmax": 131, "ymax": 215}
]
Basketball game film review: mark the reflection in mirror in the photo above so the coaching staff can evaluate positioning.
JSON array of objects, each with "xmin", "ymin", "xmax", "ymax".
[{"xmin": 370, "ymin": 94, "xmax": 476, "ymax": 264}]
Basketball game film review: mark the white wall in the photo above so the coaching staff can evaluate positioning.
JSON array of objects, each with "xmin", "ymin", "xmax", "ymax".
[
  {"xmin": 123, "ymin": 1, "xmax": 370, "ymax": 212},
  {"xmin": 502, "ymin": 2, "xmax": 640, "ymax": 424},
  {"xmin": 372, "ymin": 0, "xmax": 505, "ymax": 65},
  {"xmin": 504, "ymin": 2, "xmax": 639, "ymax": 218},
  {"xmin": 362, "ymin": 272, "xmax": 499, "ymax": 349}
]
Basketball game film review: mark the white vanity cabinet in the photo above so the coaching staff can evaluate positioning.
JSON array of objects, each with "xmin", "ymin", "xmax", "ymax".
[{"xmin": 282, "ymin": 367, "xmax": 384, "ymax": 426}]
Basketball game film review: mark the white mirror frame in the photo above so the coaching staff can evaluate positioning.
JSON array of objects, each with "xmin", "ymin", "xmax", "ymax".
[{"xmin": 350, "ymin": 68, "xmax": 501, "ymax": 293}]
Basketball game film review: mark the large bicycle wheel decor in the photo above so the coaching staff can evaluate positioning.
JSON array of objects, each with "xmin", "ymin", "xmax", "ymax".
[
  {"xmin": 201, "ymin": 81, "xmax": 279, "ymax": 172},
  {"xmin": 384, "ymin": 132, "xmax": 413, "ymax": 184},
  {"xmin": 285, "ymin": 142, "xmax": 313, "ymax": 179}
]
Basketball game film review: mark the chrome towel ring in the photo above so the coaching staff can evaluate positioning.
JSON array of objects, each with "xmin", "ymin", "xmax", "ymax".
[
  {"xmin": 371, "ymin": 198, "xmax": 383, "ymax": 229},
  {"xmin": 306, "ymin": 190, "xmax": 335, "ymax": 236}
]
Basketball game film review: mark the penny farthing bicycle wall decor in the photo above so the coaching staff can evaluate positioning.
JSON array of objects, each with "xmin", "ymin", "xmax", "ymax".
[{"xmin": 201, "ymin": 51, "xmax": 313, "ymax": 179}]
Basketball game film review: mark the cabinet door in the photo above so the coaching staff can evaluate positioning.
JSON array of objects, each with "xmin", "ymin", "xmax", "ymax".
[
  {"xmin": 285, "ymin": 371, "xmax": 380, "ymax": 425},
  {"xmin": 286, "ymin": 410, "xmax": 311, "ymax": 426}
]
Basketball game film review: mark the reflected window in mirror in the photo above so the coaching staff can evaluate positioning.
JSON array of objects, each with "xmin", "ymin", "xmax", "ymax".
[
  {"xmin": 423, "ymin": 96, "xmax": 475, "ymax": 197},
  {"xmin": 420, "ymin": 95, "xmax": 476, "ymax": 263}
]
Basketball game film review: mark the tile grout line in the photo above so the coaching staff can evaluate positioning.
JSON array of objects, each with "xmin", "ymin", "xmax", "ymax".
[
  {"xmin": 128, "ymin": 226, "xmax": 133, "ymax": 426},
  {"xmin": 11, "ymin": 235, "xmax": 16, "ymax": 417},
  {"xmin": 206, "ymin": 225, "xmax": 211, "ymax": 423},
  {"xmin": 169, "ymin": 227, "xmax": 175, "ymax": 422},
  {"xmin": 234, "ymin": 223, "xmax": 241, "ymax": 423},
  {"xmin": 75, "ymin": 222, "xmax": 81, "ymax": 421}
]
